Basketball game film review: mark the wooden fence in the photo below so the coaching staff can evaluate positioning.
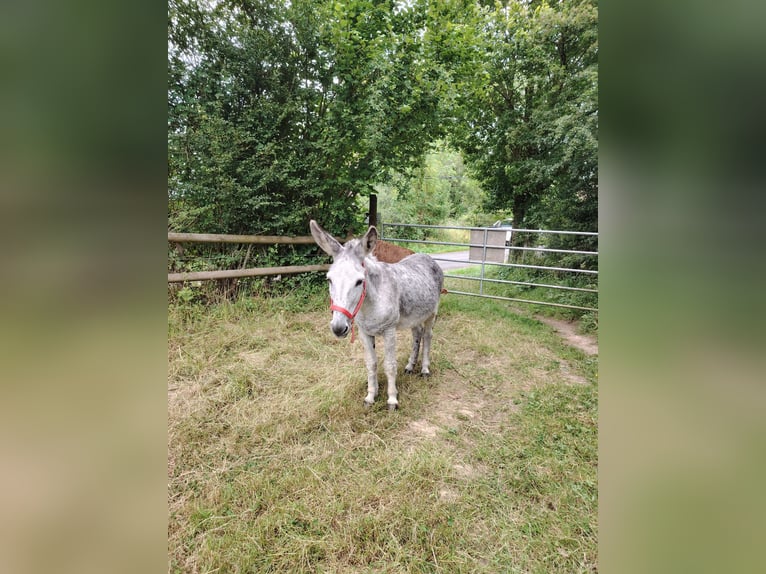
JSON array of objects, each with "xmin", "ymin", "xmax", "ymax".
[{"xmin": 168, "ymin": 232, "xmax": 329, "ymax": 283}]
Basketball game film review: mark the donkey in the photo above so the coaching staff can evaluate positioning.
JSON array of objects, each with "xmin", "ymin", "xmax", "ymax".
[
  {"xmin": 310, "ymin": 220, "xmax": 444, "ymax": 410},
  {"xmin": 372, "ymin": 240, "xmax": 414, "ymax": 263}
]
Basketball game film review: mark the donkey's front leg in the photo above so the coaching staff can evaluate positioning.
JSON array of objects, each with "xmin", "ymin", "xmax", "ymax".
[
  {"xmin": 383, "ymin": 329, "xmax": 399, "ymax": 409},
  {"xmin": 359, "ymin": 332, "xmax": 378, "ymax": 406}
]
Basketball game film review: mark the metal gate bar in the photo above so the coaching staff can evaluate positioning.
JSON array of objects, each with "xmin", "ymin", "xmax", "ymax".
[
  {"xmin": 443, "ymin": 273, "xmax": 598, "ymax": 293},
  {"xmin": 381, "ymin": 221, "xmax": 598, "ymax": 236},
  {"xmin": 382, "ymin": 237, "xmax": 598, "ymax": 256},
  {"xmin": 432, "ymin": 256, "xmax": 598, "ymax": 275},
  {"xmin": 379, "ymin": 222, "xmax": 598, "ymax": 313},
  {"xmin": 445, "ymin": 290, "xmax": 598, "ymax": 312}
]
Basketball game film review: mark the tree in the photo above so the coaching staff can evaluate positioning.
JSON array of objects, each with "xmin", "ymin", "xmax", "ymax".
[
  {"xmin": 168, "ymin": 0, "xmax": 598, "ymax": 269},
  {"xmin": 452, "ymin": 0, "xmax": 598, "ymax": 255},
  {"xmin": 373, "ymin": 142, "xmax": 487, "ymax": 234},
  {"xmin": 168, "ymin": 0, "xmax": 456, "ymax": 239}
]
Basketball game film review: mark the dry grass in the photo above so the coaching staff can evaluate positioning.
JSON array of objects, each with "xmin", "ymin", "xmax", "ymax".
[{"xmin": 168, "ymin": 293, "xmax": 597, "ymax": 573}]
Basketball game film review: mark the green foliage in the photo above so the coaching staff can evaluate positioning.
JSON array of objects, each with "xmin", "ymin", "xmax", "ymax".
[
  {"xmin": 372, "ymin": 142, "xmax": 489, "ymax": 239},
  {"xmin": 169, "ymin": 0, "xmax": 459, "ymax": 239},
  {"xmin": 168, "ymin": 238, "xmax": 327, "ymax": 304},
  {"xmin": 168, "ymin": 0, "xmax": 598, "ymax": 303},
  {"xmin": 451, "ymin": 0, "xmax": 598, "ymax": 235}
]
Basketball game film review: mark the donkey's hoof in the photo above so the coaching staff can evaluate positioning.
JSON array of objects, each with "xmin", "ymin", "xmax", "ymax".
[
  {"xmin": 420, "ymin": 371, "xmax": 431, "ymax": 378},
  {"xmin": 387, "ymin": 403, "xmax": 399, "ymax": 411},
  {"xmin": 364, "ymin": 400, "xmax": 374, "ymax": 408},
  {"xmin": 404, "ymin": 368, "xmax": 413, "ymax": 375}
]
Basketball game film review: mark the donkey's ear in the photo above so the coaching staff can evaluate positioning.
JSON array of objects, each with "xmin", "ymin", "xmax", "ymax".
[
  {"xmin": 310, "ymin": 220, "xmax": 342, "ymax": 257},
  {"xmin": 361, "ymin": 226, "xmax": 378, "ymax": 255}
]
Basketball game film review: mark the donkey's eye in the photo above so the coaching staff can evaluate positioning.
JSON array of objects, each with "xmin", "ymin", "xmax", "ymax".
[{"xmin": 355, "ymin": 279, "xmax": 363, "ymax": 287}]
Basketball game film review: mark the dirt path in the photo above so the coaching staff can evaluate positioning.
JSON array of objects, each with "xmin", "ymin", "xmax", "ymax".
[{"xmin": 536, "ymin": 315, "xmax": 598, "ymax": 356}]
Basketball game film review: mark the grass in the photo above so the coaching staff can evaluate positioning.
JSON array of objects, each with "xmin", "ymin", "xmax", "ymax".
[{"xmin": 168, "ymin": 291, "xmax": 597, "ymax": 573}]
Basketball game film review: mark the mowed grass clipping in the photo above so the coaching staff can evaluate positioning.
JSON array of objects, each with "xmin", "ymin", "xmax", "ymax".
[{"xmin": 168, "ymin": 293, "xmax": 597, "ymax": 573}]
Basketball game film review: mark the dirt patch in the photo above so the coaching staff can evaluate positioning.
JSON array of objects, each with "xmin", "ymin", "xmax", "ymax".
[
  {"xmin": 452, "ymin": 462, "xmax": 481, "ymax": 479},
  {"xmin": 558, "ymin": 360, "xmax": 589, "ymax": 385},
  {"xmin": 239, "ymin": 349, "xmax": 272, "ymax": 369},
  {"xmin": 407, "ymin": 419, "xmax": 440, "ymax": 438},
  {"xmin": 536, "ymin": 316, "xmax": 598, "ymax": 356},
  {"xmin": 438, "ymin": 487, "xmax": 460, "ymax": 502}
]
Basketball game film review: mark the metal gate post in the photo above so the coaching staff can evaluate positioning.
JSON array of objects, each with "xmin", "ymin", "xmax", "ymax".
[{"xmin": 480, "ymin": 227, "xmax": 488, "ymax": 295}]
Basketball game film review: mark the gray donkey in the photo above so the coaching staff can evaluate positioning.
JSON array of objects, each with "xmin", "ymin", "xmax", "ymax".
[{"xmin": 310, "ymin": 220, "xmax": 444, "ymax": 410}]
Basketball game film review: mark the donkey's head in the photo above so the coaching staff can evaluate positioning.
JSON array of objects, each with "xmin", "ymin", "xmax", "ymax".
[{"xmin": 310, "ymin": 220, "xmax": 378, "ymax": 338}]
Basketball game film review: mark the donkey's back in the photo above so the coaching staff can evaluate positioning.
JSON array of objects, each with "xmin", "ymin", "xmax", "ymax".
[{"xmin": 387, "ymin": 253, "xmax": 443, "ymax": 327}]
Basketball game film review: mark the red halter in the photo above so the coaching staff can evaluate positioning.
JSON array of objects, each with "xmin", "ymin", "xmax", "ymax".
[{"xmin": 329, "ymin": 266, "xmax": 367, "ymax": 343}]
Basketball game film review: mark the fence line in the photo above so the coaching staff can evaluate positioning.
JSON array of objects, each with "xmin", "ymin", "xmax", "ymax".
[
  {"xmin": 445, "ymin": 290, "xmax": 597, "ymax": 312},
  {"xmin": 381, "ymin": 236, "xmax": 598, "ymax": 256},
  {"xmin": 380, "ymin": 222, "xmax": 598, "ymax": 313},
  {"xmin": 168, "ymin": 232, "xmax": 330, "ymax": 283},
  {"xmin": 431, "ymin": 256, "xmax": 597, "ymax": 275},
  {"xmin": 168, "ymin": 264, "xmax": 330, "ymax": 283},
  {"xmin": 168, "ymin": 232, "xmax": 317, "ymax": 245},
  {"xmin": 167, "ymin": 226, "xmax": 599, "ymax": 314},
  {"xmin": 442, "ymin": 274, "xmax": 598, "ymax": 293},
  {"xmin": 382, "ymin": 222, "xmax": 599, "ymax": 236}
]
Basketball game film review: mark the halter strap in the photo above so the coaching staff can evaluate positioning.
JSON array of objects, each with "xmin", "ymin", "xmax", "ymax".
[{"xmin": 329, "ymin": 281, "xmax": 366, "ymax": 320}]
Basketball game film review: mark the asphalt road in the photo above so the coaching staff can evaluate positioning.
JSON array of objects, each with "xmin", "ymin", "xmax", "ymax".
[{"xmin": 430, "ymin": 250, "xmax": 473, "ymax": 271}]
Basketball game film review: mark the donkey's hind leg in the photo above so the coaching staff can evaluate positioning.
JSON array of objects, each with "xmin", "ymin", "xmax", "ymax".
[
  {"xmin": 419, "ymin": 315, "xmax": 437, "ymax": 377},
  {"xmin": 404, "ymin": 326, "xmax": 423, "ymax": 374}
]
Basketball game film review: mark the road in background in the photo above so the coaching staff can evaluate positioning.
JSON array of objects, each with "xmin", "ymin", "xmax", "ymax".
[{"xmin": 430, "ymin": 251, "xmax": 472, "ymax": 271}]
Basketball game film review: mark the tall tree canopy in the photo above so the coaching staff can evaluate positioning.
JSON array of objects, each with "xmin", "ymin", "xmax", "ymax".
[
  {"xmin": 169, "ymin": 0, "xmax": 457, "ymax": 237},
  {"xmin": 168, "ymin": 0, "xmax": 598, "ymax": 245},
  {"xmin": 453, "ymin": 0, "xmax": 598, "ymax": 236}
]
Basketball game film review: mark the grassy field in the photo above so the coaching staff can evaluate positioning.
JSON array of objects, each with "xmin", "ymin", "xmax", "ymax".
[{"xmin": 168, "ymin": 291, "xmax": 597, "ymax": 573}]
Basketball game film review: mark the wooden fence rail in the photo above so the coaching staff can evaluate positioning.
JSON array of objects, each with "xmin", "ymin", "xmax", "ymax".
[
  {"xmin": 168, "ymin": 232, "xmax": 317, "ymax": 245},
  {"xmin": 168, "ymin": 264, "xmax": 330, "ymax": 283},
  {"xmin": 168, "ymin": 232, "xmax": 329, "ymax": 283}
]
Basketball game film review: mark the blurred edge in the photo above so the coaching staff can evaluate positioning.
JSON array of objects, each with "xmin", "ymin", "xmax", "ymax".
[
  {"xmin": 601, "ymin": 1, "xmax": 766, "ymax": 573},
  {"xmin": 2, "ymin": 0, "xmax": 766, "ymax": 573},
  {"xmin": 0, "ymin": 2, "xmax": 166, "ymax": 574}
]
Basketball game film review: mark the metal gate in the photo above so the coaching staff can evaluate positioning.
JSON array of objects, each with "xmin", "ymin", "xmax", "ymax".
[{"xmin": 379, "ymin": 222, "xmax": 598, "ymax": 313}]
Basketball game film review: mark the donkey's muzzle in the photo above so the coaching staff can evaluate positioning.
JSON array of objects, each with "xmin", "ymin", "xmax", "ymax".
[{"xmin": 331, "ymin": 321, "xmax": 350, "ymax": 338}]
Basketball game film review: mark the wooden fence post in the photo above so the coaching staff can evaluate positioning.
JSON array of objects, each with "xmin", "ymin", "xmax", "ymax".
[{"xmin": 369, "ymin": 194, "xmax": 377, "ymax": 228}]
